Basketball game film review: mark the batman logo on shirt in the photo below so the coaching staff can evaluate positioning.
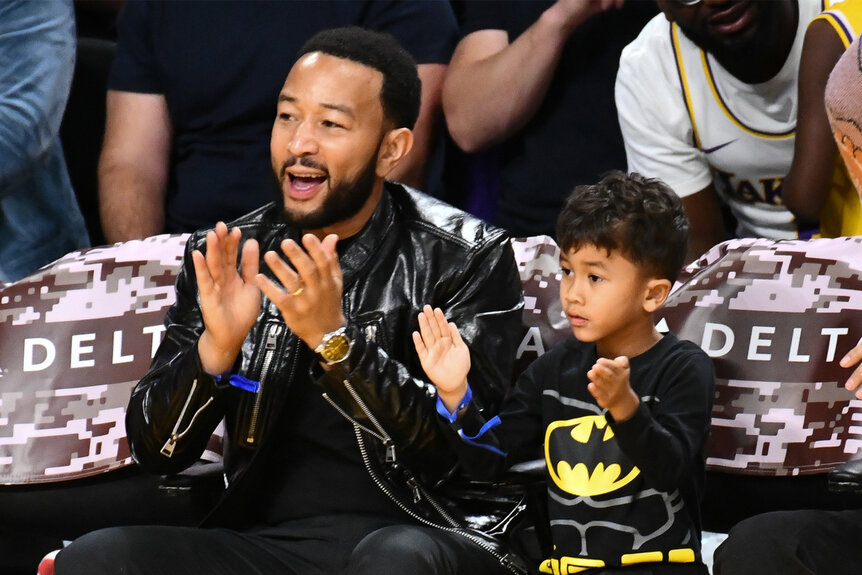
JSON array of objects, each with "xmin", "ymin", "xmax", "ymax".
[{"xmin": 544, "ymin": 415, "xmax": 640, "ymax": 497}]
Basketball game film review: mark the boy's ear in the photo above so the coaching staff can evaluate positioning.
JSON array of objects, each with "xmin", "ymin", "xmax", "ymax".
[
  {"xmin": 376, "ymin": 127, "xmax": 414, "ymax": 178},
  {"xmin": 643, "ymin": 278, "xmax": 672, "ymax": 313}
]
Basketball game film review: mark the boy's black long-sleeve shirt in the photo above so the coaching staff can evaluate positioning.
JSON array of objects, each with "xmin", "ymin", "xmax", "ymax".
[{"xmin": 450, "ymin": 333, "xmax": 715, "ymax": 573}]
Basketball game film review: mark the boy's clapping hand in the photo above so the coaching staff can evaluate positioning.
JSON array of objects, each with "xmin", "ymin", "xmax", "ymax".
[{"xmin": 587, "ymin": 356, "xmax": 640, "ymax": 422}]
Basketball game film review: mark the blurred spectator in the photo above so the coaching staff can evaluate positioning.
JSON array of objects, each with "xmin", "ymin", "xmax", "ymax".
[
  {"xmin": 442, "ymin": 0, "xmax": 657, "ymax": 237},
  {"xmin": 782, "ymin": 2, "xmax": 862, "ymax": 237},
  {"xmin": 826, "ymin": 24, "xmax": 862, "ymax": 200},
  {"xmin": 59, "ymin": 39, "xmax": 116, "ymax": 247},
  {"xmin": 99, "ymin": 0, "xmax": 457, "ymax": 243},
  {"xmin": 616, "ymin": 0, "xmax": 828, "ymax": 263},
  {"xmin": 0, "ymin": 0, "xmax": 90, "ymax": 283},
  {"xmin": 73, "ymin": 0, "xmax": 123, "ymax": 41}
]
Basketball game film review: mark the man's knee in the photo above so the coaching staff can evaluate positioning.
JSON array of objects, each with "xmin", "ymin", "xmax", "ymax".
[
  {"xmin": 713, "ymin": 511, "xmax": 809, "ymax": 575},
  {"xmin": 54, "ymin": 527, "xmax": 145, "ymax": 575},
  {"xmin": 349, "ymin": 525, "xmax": 440, "ymax": 575}
]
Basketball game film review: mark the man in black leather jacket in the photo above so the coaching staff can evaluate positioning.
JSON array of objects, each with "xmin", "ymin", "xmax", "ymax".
[{"xmin": 54, "ymin": 26, "xmax": 526, "ymax": 575}]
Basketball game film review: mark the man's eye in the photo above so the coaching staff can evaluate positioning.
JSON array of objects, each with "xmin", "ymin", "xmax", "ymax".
[{"xmin": 322, "ymin": 120, "xmax": 344, "ymax": 129}]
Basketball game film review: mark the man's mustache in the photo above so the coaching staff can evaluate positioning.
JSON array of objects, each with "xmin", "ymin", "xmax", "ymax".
[{"xmin": 281, "ymin": 156, "xmax": 328, "ymax": 176}]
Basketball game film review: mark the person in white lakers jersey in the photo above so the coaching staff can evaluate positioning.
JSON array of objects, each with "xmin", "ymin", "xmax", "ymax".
[{"xmin": 615, "ymin": 0, "xmax": 828, "ymax": 263}]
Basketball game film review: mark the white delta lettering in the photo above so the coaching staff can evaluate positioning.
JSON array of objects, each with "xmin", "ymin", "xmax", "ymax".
[
  {"xmin": 22, "ymin": 324, "xmax": 167, "ymax": 372},
  {"xmin": 700, "ymin": 321, "xmax": 849, "ymax": 362},
  {"xmin": 516, "ymin": 326, "xmax": 545, "ymax": 359}
]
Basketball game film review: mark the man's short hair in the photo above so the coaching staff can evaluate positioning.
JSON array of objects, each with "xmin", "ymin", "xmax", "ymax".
[
  {"xmin": 555, "ymin": 171, "xmax": 690, "ymax": 282},
  {"xmin": 298, "ymin": 26, "xmax": 421, "ymax": 130}
]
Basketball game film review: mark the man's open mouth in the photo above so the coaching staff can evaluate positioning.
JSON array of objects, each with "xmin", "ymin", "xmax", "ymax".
[{"xmin": 287, "ymin": 172, "xmax": 327, "ymax": 198}]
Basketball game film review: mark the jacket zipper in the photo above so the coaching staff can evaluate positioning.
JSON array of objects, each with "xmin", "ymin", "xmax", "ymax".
[
  {"xmin": 351, "ymin": 425, "xmax": 524, "ymax": 574},
  {"xmin": 322, "ymin": 393, "xmax": 389, "ymax": 444},
  {"xmin": 160, "ymin": 378, "xmax": 215, "ymax": 457},
  {"xmin": 246, "ymin": 323, "xmax": 284, "ymax": 445},
  {"xmin": 328, "ymin": 378, "xmax": 525, "ymax": 574}
]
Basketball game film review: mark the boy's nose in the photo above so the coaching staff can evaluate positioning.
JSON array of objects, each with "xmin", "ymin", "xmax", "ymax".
[{"xmin": 563, "ymin": 281, "xmax": 584, "ymax": 304}]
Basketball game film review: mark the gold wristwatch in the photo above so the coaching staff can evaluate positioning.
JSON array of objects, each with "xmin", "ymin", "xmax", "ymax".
[{"xmin": 314, "ymin": 326, "xmax": 352, "ymax": 364}]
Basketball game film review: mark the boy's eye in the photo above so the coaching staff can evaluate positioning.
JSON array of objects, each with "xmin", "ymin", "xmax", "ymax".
[
  {"xmin": 589, "ymin": 274, "xmax": 602, "ymax": 283},
  {"xmin": 560, "ymin": 267, "xmax": 572, "ymax": 276}
]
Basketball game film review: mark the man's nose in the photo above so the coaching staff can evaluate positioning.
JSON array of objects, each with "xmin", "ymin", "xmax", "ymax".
[{"xmin": 287, "ymin": 121, "xmax": 318, "ymax": 156}]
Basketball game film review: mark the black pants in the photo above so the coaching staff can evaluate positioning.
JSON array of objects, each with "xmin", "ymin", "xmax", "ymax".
[
  {"xmin": 712, "ymin": 508, "xmax": 862, "ymax": 575},
  {"xmin": 53, "ymin": 515, "xmax": 512, "ymax": 575}
]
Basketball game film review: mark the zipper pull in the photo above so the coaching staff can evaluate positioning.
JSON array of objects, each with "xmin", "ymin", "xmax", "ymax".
[
  {"xmin": 406, "ymin": 477, "xmax": 422, "ymax": 503},
  {"xmin": 160, "ymin": 435, "xmax": 177, "ymax": 457},
  {"xmin": 265, "ymin": 325, "xmax": 281, "ymax": 350},
  {"xmin": 385, "ymin": 443, "xmax": 396, "ymax": 463},
  {"xmin": 364, "ymin": 324, "xmax": 377, "ymax": 343}
]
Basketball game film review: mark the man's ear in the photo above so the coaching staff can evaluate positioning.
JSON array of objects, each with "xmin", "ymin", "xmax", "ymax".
[
  {"xmin": 643, "ymin": 278, "xmax": 673, "ymax": 313},
  {"xmin": 376, "ymin": 127, "xmax": 414, "ymax": 178}
]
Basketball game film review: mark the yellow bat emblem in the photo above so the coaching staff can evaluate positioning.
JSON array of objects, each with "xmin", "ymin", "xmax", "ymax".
[{"xmin": 545, "ymin": 415, "xmax": 640, "ymax": 496}]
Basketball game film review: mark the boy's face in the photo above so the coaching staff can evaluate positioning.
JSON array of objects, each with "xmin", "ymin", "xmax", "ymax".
[{"xmin": 559, "ymin": 244, "xmax": 659, "ymax": 357}]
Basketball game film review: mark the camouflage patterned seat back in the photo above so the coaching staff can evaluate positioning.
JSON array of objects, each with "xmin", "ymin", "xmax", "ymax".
[
  {"xmin": 509, "ymin": 236, "xmax": 574, "ymax": 380},
  {"xmin": 0, "ymin": 235, "xmax": 207, "ymax": 484},
  {"xmin": 2, "ymin": 234, "xmax": 860, "ymax": 484},
  {"xmin": 659, "ymin": 236, "xmax": 862, "ymax": 476},
  {"xmin": 512, "ymin": 235, "xmax": 862, "ymax": 477}
]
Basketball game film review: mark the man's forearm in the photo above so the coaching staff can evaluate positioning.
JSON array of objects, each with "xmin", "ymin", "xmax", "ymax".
[
  {"xmin": 99, "ymin": 90, "xmax": 172, "ymax": 243},
  {"xmin": 443, "ymin": 3, "xmax": 593, "ymax": 152},
  {"xmin": 99, "ymin": 163, "xmax": 167, "ymax": 242}
]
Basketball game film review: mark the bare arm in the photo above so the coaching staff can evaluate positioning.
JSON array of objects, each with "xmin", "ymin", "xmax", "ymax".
[
  {"xmin": 682, "ymin": 184, "xmax": 727, "ymax": 264},
  {"xmin": 98, "ymin": 90, "xmax": 171, "ymax": 243},
  {"xmin": 388, "ymin": 63, "xmax": 445, "ymax": 189},
  {"xmin": 782, "ymin": 20, "xmax": 847, "ymax": 224},
  {"xmin": 443, "ymin": 0, "xmax": 622, "ymax": 153}
]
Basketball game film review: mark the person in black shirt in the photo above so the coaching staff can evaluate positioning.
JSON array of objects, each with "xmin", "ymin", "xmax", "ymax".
[
  {"xmin": 414, "ymin": 171, "xmax": 715, "ymax": 574},
  {"xmin": 442, "ymin": 0, "xmax": 657, "ymax": 237},
  {"xmin": 53, "ymin": 27, "xmax": 524, "ymax": 575},
  {"xmin": 99, "ymin": 0, "xmax": 458, "ymax": 243}
]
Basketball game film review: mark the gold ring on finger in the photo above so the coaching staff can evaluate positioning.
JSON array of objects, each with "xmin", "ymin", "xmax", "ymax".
[{"xmin": 290, "ymin": 287, "xmax": 304, "ymax": 296}]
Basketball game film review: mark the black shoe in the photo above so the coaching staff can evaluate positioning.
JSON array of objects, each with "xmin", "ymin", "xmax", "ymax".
[{"xmin": 828, "ymin": 458, "xmax": 862, "ymax": 493}]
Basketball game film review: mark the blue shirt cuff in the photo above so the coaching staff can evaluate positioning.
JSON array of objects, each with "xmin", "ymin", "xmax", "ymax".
[
  {"xmin": 211, "ymin": 373, "xmax": 260, "ymax": 393},
  {"xmin": 435, "ymin": 384, "xmax": 472, "ymax": 422}
]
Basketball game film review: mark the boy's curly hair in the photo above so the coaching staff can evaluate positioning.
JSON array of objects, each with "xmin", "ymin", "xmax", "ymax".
[{"xmin": 555, "ymin": 171, "xmax": 690, "ymax": 282}]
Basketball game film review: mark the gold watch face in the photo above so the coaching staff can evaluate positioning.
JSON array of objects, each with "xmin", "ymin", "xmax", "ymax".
[{"xmin": 321, "ymin": 334, "xmax": 350, "ymax": 363}]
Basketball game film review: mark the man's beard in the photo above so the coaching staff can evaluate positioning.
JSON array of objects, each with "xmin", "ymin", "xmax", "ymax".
[
  {"xmin": 272, "ymin": 151, "xmax": 378, "ymax": 231},
  {"xmin": 677, "ymin": 2, "xmax": 787, "ymax": 73}
]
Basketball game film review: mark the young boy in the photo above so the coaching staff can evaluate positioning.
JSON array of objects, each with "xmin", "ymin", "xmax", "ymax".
[{"xmin": 413, "ymin": 171, "xmax": 715, "ymax": 574}]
